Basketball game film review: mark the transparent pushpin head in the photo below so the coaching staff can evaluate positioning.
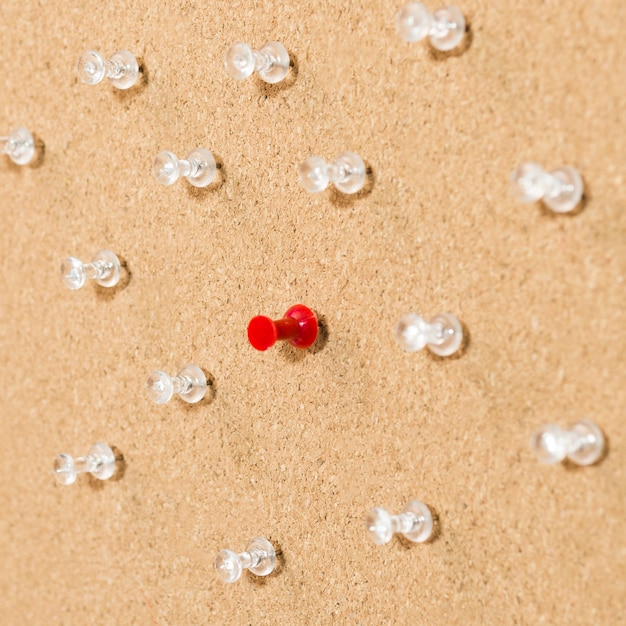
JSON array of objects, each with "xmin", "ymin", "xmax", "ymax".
[
  {"xmin": 299, "ymin": 152, "xmax": 366, "ymax": 195},
  {"xmin": 510, "ymin": 162, "xmax": 583, "ymax": 213},
  {"xmin": 146, "ymin": 365, "xmax": 207, "ymax": 405},
  {"xmin": 396, "ymin": 3, "xmax": 466, "ymax": 51},
  {"xmin": 1, "ymin": 127, "xmax": 35, "ymax": 165},
  {"xmin": 225, "ymin": 41, "xmax": 290, "ymax": 84},
  {"xmin": 53, "ymin": 442, "xmax": 116, "ymax": 486},
  {"xmin": 395, "ymin": 312, "xmax": 463, "ymax": 356},
  {"xmin": 153, "ymin": 148, "xmax": 216, "ymax": 188},
  {"xmin": 531, "ymin": 420, "xmax": 605, "ymax": 466},
  {"xmin": 214, "ymin": 537, "xmax": 276, "ymax": 583},
  {"xmin": 366, "ymin": 500, "xmax": 434, "ymax": 545},
  {"xmin": 77, "ymin": 50, "xmax": 139, "ymax": 90},
  {"xmin": 60, "ymin": 249, "xmax": 121, "ymax": 290}
]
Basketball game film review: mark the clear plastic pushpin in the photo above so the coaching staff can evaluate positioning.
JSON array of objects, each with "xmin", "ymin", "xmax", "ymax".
[
  {"xmin": 77, "ymin": 50, "xmax": 139, "ymax": 90},
  {"xmin": 395, "ymin": 312, "xmax": 463, "ymax": 356},
  {"xmin": 61, "ymin": 250, "xmax": 121, "ymax": 290},
  {"xmin": 214, "ymin": 537, "xmax": 276, "ymax": 583},
  {"xmin": 299, "ymin": 153, "xmax": 366, "ymax": 195},
  {"xmin": 395, "ymin": 3, "xmax": 466, "ymax": 51},
  {"xmin": 153, "ymin": 148, "xmax": 216, "ymax": 188},
  {"xmin": 366, "ymin": 500, "xmax": 434, "ymax": 545},
  {"xmin": 1, "ymin": 127, "xmax": 35, "ymax": 165},
  {"xmin": 224, "ymin": 41, "xmax": 290, "ymax": 84},
  {"xmin": 531, "ymin": 420, "xmax": 605, "ymax": 466},
  {"xmin": 53, "ymin": 442, "xmax": 116, "ymax": 486},
  {"xmin": 146, "ymin": 365, "xmax": 207, "ymax": 405},
  {"xmin": 510, "ymin": 162, "xmax": 583, "ymax": 213}
]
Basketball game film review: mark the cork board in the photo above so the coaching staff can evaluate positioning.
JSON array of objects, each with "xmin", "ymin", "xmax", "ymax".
[{"xmin": 1, "ymin": 0, "xmax": 625, "ymax": 623}]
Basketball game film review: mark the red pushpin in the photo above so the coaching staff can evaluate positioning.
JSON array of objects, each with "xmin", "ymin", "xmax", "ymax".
[{"xmin": 248, "ymin": 304, "xmax": 318, "ymax": 351}]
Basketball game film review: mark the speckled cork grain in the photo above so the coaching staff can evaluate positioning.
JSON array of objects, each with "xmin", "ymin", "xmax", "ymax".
[{"xmin": 0, "ymin": 0, "xmax": 625, "ymax": 624}]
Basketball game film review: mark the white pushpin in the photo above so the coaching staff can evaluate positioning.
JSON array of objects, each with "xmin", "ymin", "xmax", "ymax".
[
  {"xmin": 299, "ymin": 153, "xmax": 366, "ymax": 195},
  {"xmin": 77, "ymin": 50, "xmax": 139, "ymax": 90},
  {"xmin": 395, "ymin": 312, "xmax": 463, "ymax": 356},
  {"xmin": 54, "ymin": 442, "xmax": 116, "ymax": 486},
  {"xmin": 396, "ymin": 3, "xmax": 466, "ymax": 51},
  {"xmin": 61, "ymin": 250, "xmax": 121, "ymax": 290},
  {"xmin": 510, "ymin": 162, "xmax": 583, "ymax": 213},
  {"xmin": 214, "ymin": 537, "xmax": 276, "ymax": 583},
  {"xmin": 225, "ymin": 41, "xmax": 290, "ymax": 84},
  {"xmin": 531, "ymin": 420, "xmax": 605, "ymax": 466},
  {"xmin": 153, "ymin": 148, "xmax": 217, "ymax": 188},
  {"xmin": 1, "ymin": 127, "xmax": 35, "ymax": 165},
  {"xmin": 146, "ymin": 365, "xmax": 207, "ymax": 405},
  {"xmin": 366, "ymin": 500, "xmax": 434, "ymax": 544}
]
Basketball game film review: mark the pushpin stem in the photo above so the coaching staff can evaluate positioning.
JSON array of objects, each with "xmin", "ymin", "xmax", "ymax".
[
  {"xmin": 176, "ymin": 158, "xmax": 194, "ymax": 178},
  {"xmin": 432, "ymin": 17, "xmax": 456, "ymax": 37},
  {"xmin": 273, "ymin": 316, "xmax": 300, "ymax": 341},
  {"xmin": 84, "ymin": 259, "xmax": 114, "ymax": 281},
  {"xmin": 391, "ymin": 512, "xmax": 424, "ymax": 534},
  {"xmin": 170, "ymin": 375, "xmax": 192, "ymax": 395},
  {"xmin": 71, "ymin": 453, "xmax": 101, "ymax": 475},
  {"xmin": 253, "ymin": 50, "xmax": 273, "ymax": 73},
  {"xmin": 567, "ymin": 430, "xmax": 590, "ymax": 455},
  {"xmin": 237, "ymin": 548, "xmax": 261, "ymax": 570},
  {"xmin": 545, "ymin": 175, "xmax": 573, "ymax": 199},
  {"xmin": 248, "ymin": 304, "xmax": 318, "ymax": 351},
  {"xmin": 326, "ymin": 161, "xmax": 348, "ymax": 185},
  {"xmin": 424, "ymin": 320, "xmax": 447, "ymax": 346},
  {"xmin": 104, "ymin": 58, "xmax": 126, "ymax": 80},
  {"xmin": 175, "ymin": 156, "xmax": 209, "ymax": 180}
]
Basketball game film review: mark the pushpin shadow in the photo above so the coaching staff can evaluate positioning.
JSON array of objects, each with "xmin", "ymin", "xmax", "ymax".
[
  {"xmin": 138, "ymin": 58, "xmax": 149, "ymax": 86},
  {"xmin": 309, "ymin": 312, "xmax": 329, "ymax": 354},
  {"xmin": 29, "ymin": 133, "xmax": 46, "ymax": 168},
  {"xmin": 2, "ymin": 159, "xmax": 23, "ymax": 174}
]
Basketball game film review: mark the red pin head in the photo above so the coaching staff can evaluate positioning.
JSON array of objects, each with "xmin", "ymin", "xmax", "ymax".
[{"xmin": 248, "ymin": 304, "xmax": 318, "ymax": 351}]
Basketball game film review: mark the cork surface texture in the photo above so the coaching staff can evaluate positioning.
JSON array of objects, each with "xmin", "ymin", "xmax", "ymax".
[{"xmin": 1, "ymin": 0, "xmax": 625, "ymax": 624}]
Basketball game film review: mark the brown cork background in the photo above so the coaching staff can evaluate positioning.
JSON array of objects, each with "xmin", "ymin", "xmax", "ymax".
[{"xmin": 1, "ymin": 0, "xmax": 625, "ymax": 624}]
